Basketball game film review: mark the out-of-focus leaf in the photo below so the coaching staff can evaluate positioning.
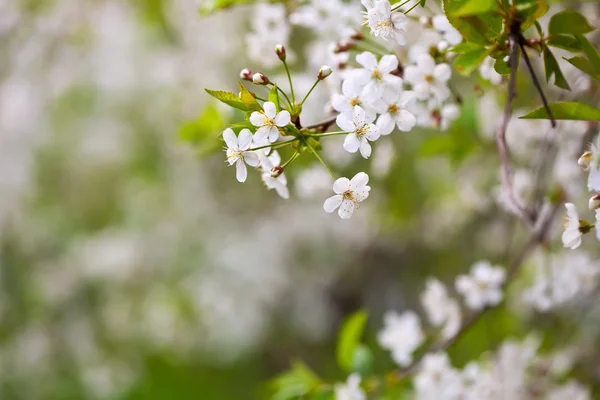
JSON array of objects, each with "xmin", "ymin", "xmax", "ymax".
[
  {"xmin": 350, "ymin": 344, "xmax": 374, "ymax": 376},
  {"xmin": 543, "ymin": 47, "xmax": 570, "ymax": 90},
  {"xmin": 516, "ymin": 0, "xmax": 549, "ymax": 30},
  {"xmin": 443, "ymin": 0, "xmax": 503, "ymax": 45},
  {"xmin": 238, "ymin": 82, "xmax": 262, "ymax": 112},
  {"xmin": 205, "ymin": 89, "xmax": 247, "ymax": 111},
  {"xmin": 199, "ymin": 0, "xmax": 284, "ymax": 15},
  {"xmin": 494, "ymin": 56, "xmax": 511, "ymax": 75},
  {"xmin": 449, "ymin": 42, "xmax": 483, "ymax": 53},
  {"xmin": 574, "ymin": 34, "xmax": 600, "ymax": 68},
  {"xmin": 336, "ymin": 310, "xmax": 368, "ymax": 372},
  {"xmin": 563, "ymin": 56, "xmax": 600, "ymax": 82},
  {"xmin": 269, "ymin": 361, "xmax": 320, "ymax": 400},
  {"xmin": 178, "ymin": 103, "xmax": 225, "ymax": 155},
  {"xmin": 453, "ymin": 47, "xmax": 491, "ymax": 75},
  {"xmin": 548, "ymin": 9, "xmax": 595, "ymax": 35},
  {"xmin": 547, "ymin": 35, "xmax": 583, "ymax": 52},
  {"xmin": 454, "ymin": 0, "xmax": 498, "ymax": 16},
  {"xmin": 519, "ymin": 102, "xmax": 600, "ymax": 120}
]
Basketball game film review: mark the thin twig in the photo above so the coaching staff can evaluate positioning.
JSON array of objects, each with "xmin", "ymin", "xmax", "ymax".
[
  {"xmin": 304, "ymin": 116, "xmax": 338, "ymax": 132},
  {"xmin": 517, "ymin": 36, "xmax": 556, "ymax": 128}
]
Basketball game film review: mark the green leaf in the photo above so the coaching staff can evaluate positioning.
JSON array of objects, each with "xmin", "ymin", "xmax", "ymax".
[
  {"xmin": 443, "ymin": 0, "xmax": 503, "ymax": 45},
  {"xmin": 269, "ymin": 361, "xmax": 320, "ymax": 400},
  {"xmin": 494, "ymin": 56, "xmax": 511, "ymax": 75},
  {"xmin": 543, "ymin": 47, "xmax": 570, "ymax": 90},
  {"xmin": 547, "ymin": 35, "xmax": 583, "ymax": 52},
  {"xmin": 178, "ymin": 103, "xmax": 224, "ymax": 155},
  {"xmin": 453, "ymin": 47, "xmax": 491, "ymax": 75},
  {"xmin": 548, "ymin": 9, "xmax": 595, "ymax": 35},
  {"xmin": 268, "ymin": 84, "xmax": 281, "ymax": 112},
  {"xmin": 449, "ymin": 42, "xmax": 484, "ymax": 53},
  {"xmin": 563, "ymin": 56, "xmax": 600, "ymax": 81},
  {"xmin": 516, "ymin": 0, "xmax": 550, "ymax": 30},
  {"xmin": 238, "ymin": 82, "xmax": 262, "ymax": 112},
  {"xmin": 336, "ymin": 310, "xmax": 368, "ymax": 372},
  {"xmin": 519, "ymin": 102, "xmax": 600, "ymax": 120},
  {"xmin": 204, "ymin": 89, "xmax": 247, "ymax": 111},
  {"xmin": 574, "ymin": 34, "xmax": 600, "ymax": 68},
  {"xmin": 199, "ymin": 0, "xmax": 281, "ymax": 15},
  {"xmin": 454, "ymin": 0, "xmax": 497, "ymax": 16},
  {"xmin": 350, "ymin": 344, "xmax": 374, "ymax": 377}
]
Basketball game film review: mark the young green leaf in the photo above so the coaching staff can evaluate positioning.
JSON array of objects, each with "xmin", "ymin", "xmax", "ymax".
[
  {"xmin": 268, "ymin": 84, "xmax": 281, "ymax": 112},
  {"xmin": 238, "ymin": 82, "xmax": 263, "ymax": 112},
  {"xmin": 454, "ymin": 0, "xmax": 497, "ymax": 16},
  {"xmin": 269, "ymin": 361, "xmax": 320, "ymax": 400},
  {"xmin": 350, "ymin": 344, "xmax": 374, "ymax": 376},
  {"xmin": 574, "ymin": 34, "xmax": 600, "ymax": 68},
  {"xmin": 494, "ymin": 57, "xmax": 511, "ymax": 76},
  {"xmin": 205, "ymin": 89, "xmax": 247, "ymax": 111},
  {"xmin": 453, "ymin": 47, "xmax": 491, "ymax": 75},
  {"xmin": 520, "ymin": 102, "xmax": 600, "ymax": 121},
  {"xmin": 178, "ymin": 103, "xmax": 224, "ymax": 155},
  {"xmin": 517, "ymin": 0, "xmax": 550, "ymax": 31},
  {"xmin": 336, "ymin": 310, "xmax": 368, "ymax": 372},
  {"xmin": 563, "ymin": 56, "xmax": 600, "ymax": 82},
  {"xmin": 543, "ymin": 47, "xmax": 571, "ymax": 90},
  {"xmin": 443, "ymin": 0, "xmax": 503, "ymax": 45},
  {"xmin": 548, "ymin": 9, "xmax": 595, "ymax": 35},
  {"xmin": 547, "ymin": 35, "xmax": 583, "ymax": 53}
]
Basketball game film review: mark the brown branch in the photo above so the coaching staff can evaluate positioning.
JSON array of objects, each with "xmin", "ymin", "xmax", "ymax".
[
  {"xmin": 496, "ymin": 33, "xmax": 538, "ymax": 227},
  {"xmin": 304, "ymin": 115, "xmax": 338, "ymax": 132},
  {"xmin": 390, "ymin": 201, "xmax": 561, "ymax": 381}
]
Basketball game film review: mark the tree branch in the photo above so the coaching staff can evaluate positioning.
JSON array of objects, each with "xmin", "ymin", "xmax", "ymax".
[{"xmin": 304, "ymin": 115, "xmax": 338, "ymax": 132}]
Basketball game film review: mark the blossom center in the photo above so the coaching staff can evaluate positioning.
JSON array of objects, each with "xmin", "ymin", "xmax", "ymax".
[
  {"xmin": 425, "ymin": 75, "xmax": 434, "ymax": 83},
  {"xmin": 355, "ymin": 125, "xmax": 369, "ymax": 138},
  {"xmin": 350, "ymin": 98, "xmax": 361, "ymax": 106},
  {"xmin": 388, "ymin": 104, "xmax": 399, "ymax": 115},
  {"xmin": 372, "ymin": 69, "xmax": 382, "ymax": 81},
  {"xmin": 343, "ymin": 190, "xmax": 357, "ymax": 202}
]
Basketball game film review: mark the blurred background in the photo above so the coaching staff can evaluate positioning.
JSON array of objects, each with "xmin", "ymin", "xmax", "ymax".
[{"xmin": 2, "ymin": 0, "xmax": 600, "ymax": 399}]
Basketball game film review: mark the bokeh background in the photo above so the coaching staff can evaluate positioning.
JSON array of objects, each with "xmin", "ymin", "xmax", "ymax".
[{"xmin": 2, "ymin": 0, "xmax": 600, "ymax": 399}]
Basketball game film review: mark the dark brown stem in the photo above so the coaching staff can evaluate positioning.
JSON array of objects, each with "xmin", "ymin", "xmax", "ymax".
[
  {"xmin": 518, "ymin": 35, "xmax": 556, "ymax": 128},
  {"xmin": 304, "ymin": 116, "xmax": 337, "ymax": 132}
]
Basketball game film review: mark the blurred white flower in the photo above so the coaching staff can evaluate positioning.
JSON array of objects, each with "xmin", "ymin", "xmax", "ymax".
[
  {"xmin": 375, "ymin": 89, "xmax": 417, "ymax": 134},
  {"xmin": 455, "ymin": 260, "xmax": 506, "ymax": 310},
  {"xmin": 353, "ymin": 52, "xmax": 403, "ymax": 101},
  {"xmin": 432, "ymin": 15, "xmax": 462, "ymax": 45},
  {"xmin": 335, "ymin": 373, "xmax": 365, "ymax": 400},
  {"xmin": 420, "ymin": 278, "xmax": 461, "ymax": 340},
  {"xmin": 562, "ymin": 203, "xmax": 582, "ymax": 250},
  {"xmin": 362, "ymin": 0, "xmax": 407, "ymax": 43},
  {"xmin": 259, "ymin": 150, "xmax": 289, "ymax": 199},
  {"xmin": 479, "ymin": 57, "xmax": 503, "ymax": 85},
  {"xmin": 546, "ymin": 380, "xmax": 591, "ymax": 400},
  {"xmin": 377, "ymin": 310, "xmax": 424, "ymax": 366},
  {"xmin": 324, "ymin": 172, "xmax": 371, "ymax": 219},
  {"xmin": 404, "ymin": 53, "xmax": 451, "ymax": 104},
  {"xmin": 414, "ymin": 352, "xmax": 463, "ymax": 400}
]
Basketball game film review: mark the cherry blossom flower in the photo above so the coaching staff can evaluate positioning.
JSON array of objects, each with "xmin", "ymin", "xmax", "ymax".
[
  {"xmin": 377, "ymin": 310, "xmax": 424, "ymax": 366},
  {"xmin": 420, "ymin": 278, "xmax": 461, "ymax": 340},
  {"xmin": 562, "ymin": 203, "xmax": 583, "ymax": 249},
  {"xmin": 323, "ymin": 172, "xmax": 370, "ymax": 219},
  {"xmin": 361, "ymin": 0, "xmax": 407, "ymax": 43},
  {"xmin": 353, "ymin": 52, "xmax": 403, "ymax": 101},
  {"xmin": 375, "ymin": 89, "xmax": 417, "ymax": 135},
  {"xmin": 331, "ymin": 79, "xmax": 374, "ymax": 114},
  {"xmin": 259, "ymin": 150, "xmax": 289, "ymax": 199},
  {"xmin": 250, "ymin": 101, "xmax": 291, "ymax": 143},
  {"xmin": 455, "ymin": 260, "xmax": 506, "ymax": 310},
  {"xmin": 336, "ymin": 105, "xmax": 380, "ymax": 158},
  {"xmin": 404, "ymin": 53, "xmax": 451, "ymax": 103},
  {"xmin": 432, "ymin": 15, "xmax": 462, "ymax": 45},
  {"xmin": 223, "ymin": 128, "xmax": 260, "ymax": 183},
  {"xmin": 585, "ymin": 139, "xmax": 600, "ymax": 192},
  {"xmin": 479, "ymin": 57, "xmax": 503, "ymax": 85},
  {"xmin": 334, "ymin": 374, "xmax": 365, "ymax": 400},
  {"xmin": 414, "ymin": 353, "xmax": 463, "ymax": 400}
]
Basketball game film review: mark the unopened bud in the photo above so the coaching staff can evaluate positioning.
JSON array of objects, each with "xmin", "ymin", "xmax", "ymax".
[
  {"xmin": 437, "ymin": 40, "xmax": 449, "ymax": 52},
  {"xmin": 252, "ymin": 72, "xmax": 269, "ymax": 85},
  {"xmin": 579, "ymin": 151, "xmax": 593, "ymax": 169},
  {"xmin": 275, "ymin": 44, "xmax": 286, "ymax": 61},
  {"xmin": 271, "ymin": 166, "xmax": 284, "ymax": 177},
  {"xmin": 589, "ymin": 194, "xmax": 600, "ymax": 210},
  {"xmin": 318, "ymin": 65, "xmax": 332, "ymax": 80},
  {"xmin": 240, "ymin": 68, "xmax": 253, "ymax": 81},
  {"xmin": 334, "ymin": 40, "xmax": 355, "ymax": 53},
  {"xmin": 350, "ymin": 31, "xmax": 364, "ymax": 41}
]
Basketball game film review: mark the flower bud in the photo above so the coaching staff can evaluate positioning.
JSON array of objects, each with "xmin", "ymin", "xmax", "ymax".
[
  {"xmin": 252, "ymin": 72, "xmax": 270, "ymax": 85},
  {"xmin": 589, "ymin": 194, "xmax": 600, "ymax": 210},
  {"xmin": 579, "ymin": 151, "xmax": 592, "ymax": 169},
  {"xmin": 333, "ymin": 40, "xmax": 355, "ymax": 53},
  {"xmin": 275, "ymin": 44, "xmax": 286, "ymax": 61},
  {"xmin": 240, "ymin": 68, "xmax": 253, "ymax": 81},
  {"xmin": 271, "ymin": 165, "xmax": 284, "ymax": 178},
  {"xmin": 318, "ymin": 65, "xmax": 332, "ymax": 80},
  {"xmin": 437, "ymin": 40, "xmax": 449, "ymax": 52},
  {"xmin": 350, "ymin": 31, "xmax": 364, "ymax": 41}
]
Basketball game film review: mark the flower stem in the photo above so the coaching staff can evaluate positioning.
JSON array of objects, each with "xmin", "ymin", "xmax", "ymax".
[
  {"xmin": 247, "ymin": 137, "xmax": 299, "ymax": 152},
  {"xmin": 281, "ymin": 149, "xmax": 300, "ymax": 169},
  {"xmin": 403, "ymin": 1, "xmax": 420, "ymax": 14},
  {"xmin": 283, "ymin": 60, "xmax": 296, "ymax": 105},
  {"xmin": 391, "ymin": 0, "xmax": 412, "ymax": 12},
  {"xmin": 308, "ymin": 131, "xmax": 347, "ymax": 137},
  {"xmin": 299, "ymin": 79, "xmax": 320, "ymax": 107},
  {"xmin": 304, "ymin": 139, "xmax": 336, "ymax": 180}
]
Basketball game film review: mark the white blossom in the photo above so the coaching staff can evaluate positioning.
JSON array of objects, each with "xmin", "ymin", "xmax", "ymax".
[
  {"xmin": 479, "ymin": 57, "xmax": 503, "ymax": 85},
  {"xmin": 323, "ymin": 172, "xmax": 371, "ymax": 219},
  {"xmin": 259, "ymin": 150, "xmax": 289, "ymax": 199},
  {"xmin": 432, "ymin": 15, "xmax": 462, "ymax": 46},
  {"xmin": 586, "ymin": 138, "xmax": 600, "ymax": 192},
  {"xmin": 420, "ymin": 278, "xmax": 461, "ymax": 340},
  {"xmin": 361, "ymin": 0, "xmax": 407, "ymax": 43},
  {"xmin": 546, "ymin": 381, "xmax": 591, "ymax": 400},
  {"xmin": 414, "ymin": 352, "xmax": 463, "ymax": 400},
  {"xmin": 375, "ymin": 89, "xmax": 417, "ymax": 135},
  {"xmin": 353, "ymin": 52, "xmax": 403, "ymax": 101},
  {"xmin": 404, "ymin": 53, "xmax": 451, "ymax": 104},
  {"xmin": 377, "ymin": 310, "xmax": 424, "ymax": 366},
  {"xmin": 334, "ymin": 373, "xmax": 365, "ymax": 400},
  {"xmin": 249, "ymin": 101, "xmax": 291, "ymax": 143},
  {"xmin": 331, "ymin": 79, "xmax": 374, "ymax": 114},
  {"xmin": 337, "ymin": 105, "xmax": 380, "ymax": 158},
  {"xmin": 223, "ymin": 128, "xmax": 260, "ymax": 183},
  {"xmin": 455, "ymin": 260, "xmax": 506, "ymax": 310},
  {"xmin": 562, "ymin": 203, "xmax": 582, "ymax": 250}
]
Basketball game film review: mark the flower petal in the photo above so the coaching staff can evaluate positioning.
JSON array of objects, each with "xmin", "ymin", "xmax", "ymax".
[
  {"xmin": 343, "ymin": 133, "xmax": 360, "ymax": 153},
  {"xmin": 263, "ymin": 101, "xmax": 277, "ymax": 118},
  {"xmin": 350, "ymin": 172, "xmax": 369, "ymax": 188},
  {"xmin": 222, "ymin": 128, "xmax": 237, "ymax": 148},
  {"xmin": 353, "ymin": 105, "xmax": 366, "ymax": 125},
  {"xmin": 254, "ymin": 126, "xmax": 270, "ymax": 143},
  {"xmin": 237, "ymin": 129, "xmax": 253, "ymax": 150},
  {"xmin": 377, "ymin": 113, "xmax": 395, "ymax": 135},
  {"xmin": 274, "ymin": 110, "xmax": 291, "ymax": 127},
  {"xmin": 323, "ymin": 195, "xmax": 343, "ymax": 213},
  {"xmin": 356, "ymin": 51, "xmax": 378, "ymax": 70},
  {"xmin": 267, "ymin": 126, "xmax": 280, "ymax": 143},
  {"xmin": 396, "ymin": 109, "xmax": 417, "ymax": 131},
  {"xmin": 235, "ymin": 159, "xmax": 248, "ymax": 182},
  {"xmin": 332, "ymin": 93, "xmax": 352, "ymax": 113},
  {"xmin": 244, "ymin": 151, "xmax": 260, "ymax": 167},
  {"xmin": 378, "ymin": 55, "xmax": 399, "ymax": 74},
  {"xmin": 359, "ymin": 139, "xmax": 372, "ymax": 158},
  {"xmin": 433, "ymin": 63, "xmax": 452, "ymax": 82},
  {"xmin": 338, "ymin": 199, "xmax": 356, "ymax": 219},
  {"xmin": 417, "ymin": 53, "xmax": 435, "ymax": 74},
  {"xmin": 336, "ymin": 112, "xmax": 356, "ymax": 132},
  {"xmin": 332, "ymin": 177, "xmax": 350, "ymax": 194}
]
